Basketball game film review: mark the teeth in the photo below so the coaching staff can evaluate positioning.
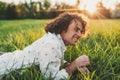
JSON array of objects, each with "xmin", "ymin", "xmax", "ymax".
[{"xmin": 73, "ymin": 38, "xmax": 78, "ymax": 41}]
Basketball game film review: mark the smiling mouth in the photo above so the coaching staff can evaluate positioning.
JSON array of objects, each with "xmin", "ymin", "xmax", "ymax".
[
  {"xmin": 73, "ymin": 35, "xmax": 80, "ymax": 43},
  {"xmin": 73, "ymin": 37, "xmax": 79, "ymax": 42}
]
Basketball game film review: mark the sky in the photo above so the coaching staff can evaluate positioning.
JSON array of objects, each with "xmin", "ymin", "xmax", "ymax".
[
  {"xmin": 0, "ymin": 0, "xmax": 120, "ymax": 7},
  {"xmin": 0, "ymin": 0, "xmax": 120, "ymax": 13},
  {"xmin": 78, "ymin": 0, "xmax": 120, "ymax": 13},
  {"xmin": 0, "ymin": 0, "xmax": 77, "ymax": 5}
]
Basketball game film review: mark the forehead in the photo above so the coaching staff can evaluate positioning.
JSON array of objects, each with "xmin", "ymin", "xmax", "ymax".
[
  {"xmin": 73, "ymin": 19, "xmax": 82, "ymax": 25},
  {"xmin": 71, "ymin": 19, "xmax": 83, "ymax": 29}
]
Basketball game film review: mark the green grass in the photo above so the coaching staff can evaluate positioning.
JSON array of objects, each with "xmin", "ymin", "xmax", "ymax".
[
  {"xmin": 0, "ymin": 19, "xmax": 120, "ymax": 80},
  {"xmin": 0, "ymin": 19, "xmax": 49, "ymax": 52}
]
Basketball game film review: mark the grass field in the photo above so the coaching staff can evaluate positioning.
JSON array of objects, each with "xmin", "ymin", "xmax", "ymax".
[{"xmin": 0, "ymin": 19, "xmax": 120, "ymax": 80}]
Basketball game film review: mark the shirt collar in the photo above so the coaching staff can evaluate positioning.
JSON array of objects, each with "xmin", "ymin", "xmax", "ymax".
[
  {"xmin": 57, "ymin": 34, "xmax": 66, "ymax": 52},
  {"xmin": 48, "ymin": 32, "xmax": 66, "ymax": 52}
]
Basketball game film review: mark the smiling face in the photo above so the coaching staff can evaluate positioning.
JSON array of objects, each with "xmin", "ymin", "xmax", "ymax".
[{"xmin": 61, "ymin": 19, "xmax": 83, "ymax": 46}]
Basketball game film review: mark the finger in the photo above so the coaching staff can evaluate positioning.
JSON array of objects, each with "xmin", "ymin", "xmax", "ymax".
[
  {"xmin": 79, "ymin": 67, "xmax": 90, "ymax": 74},
  {"xmin": 84, "ymin": 67, "xmax": 90, "ymax": 74}
]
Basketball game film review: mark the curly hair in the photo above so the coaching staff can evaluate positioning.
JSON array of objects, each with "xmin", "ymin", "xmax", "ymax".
[{"xmin": 45, "ymin": 12, "xmax": 89, "ymax": 37}]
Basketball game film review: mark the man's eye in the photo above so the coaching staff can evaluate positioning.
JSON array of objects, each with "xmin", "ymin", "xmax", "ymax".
[
  {"xmin": 75, "ymin": 27, "xmax": 79, "ymax": 32},
  {"xmin": 75, "ymin": 28, "xmax": 84, "ymax": 34},
  {"xmin": 81, "ymin": 30, "xmax": 83, "ymax": 33}
]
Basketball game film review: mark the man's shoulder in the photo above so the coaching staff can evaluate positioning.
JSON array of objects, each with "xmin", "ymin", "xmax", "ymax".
[{"xmin": 42, "ymin": 33, "xmax": 62, "ymax": 46}]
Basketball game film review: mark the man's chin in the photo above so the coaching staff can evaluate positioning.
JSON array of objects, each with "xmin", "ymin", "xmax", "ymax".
[
  {"xmin": 71, "ymin": 43, "xmax": 76, "ymax": 46},
  {"xmin": 67, "ymin": 42, "xmax": 76, "ymax": 46}
]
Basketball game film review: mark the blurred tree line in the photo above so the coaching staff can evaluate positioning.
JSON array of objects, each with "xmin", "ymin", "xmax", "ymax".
[{"xmin": 0, "ymin": 0, "xmax": 120, "ymax": 19}]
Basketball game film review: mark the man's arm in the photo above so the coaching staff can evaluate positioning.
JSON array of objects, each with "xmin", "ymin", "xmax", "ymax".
[
  {"xmin": 0, "ymin": 50, "xmax": 23, "ymax": 76},
  {"xmin": 38, "ymin": 43, "xmax": 69, "ymax": 80},
  {"xmin": 65, "ymin": 55, "xmax": 90, "ymax": 75},
  {"xmin": 0, "ymin": 49, "xmax": 35, "ymax": 76},
  {"xmin": 64, "ymin": 60, "xmax": 77, "ymax": 75}
]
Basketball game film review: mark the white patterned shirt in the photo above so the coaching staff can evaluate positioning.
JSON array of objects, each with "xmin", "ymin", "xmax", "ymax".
[{"xmin": 0, "ymin": 32, "xmax": 69, "ymax": 80}]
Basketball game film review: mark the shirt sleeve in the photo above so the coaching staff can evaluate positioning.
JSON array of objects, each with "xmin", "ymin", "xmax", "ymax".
[
  {"xmin": 0, "ymin": 50, "xmax": 22, "ymax": 75},
  {"xmin": 38, "ymin": 43, "xmax": 69, "ymax": 80},
  {"xmin": 0, "ymin": 49, "xmax": 34, "ymax": 76}
]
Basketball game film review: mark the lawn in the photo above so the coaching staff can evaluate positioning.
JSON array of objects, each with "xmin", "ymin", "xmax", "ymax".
[{"xmin": 0, "ymin": 19, "xmax": 120, "ymax": 80}]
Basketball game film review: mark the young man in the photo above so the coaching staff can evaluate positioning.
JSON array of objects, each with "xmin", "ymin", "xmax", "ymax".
[{"xmin": 0, "ymin": 12, "xmax": 90, "ymax": 80}]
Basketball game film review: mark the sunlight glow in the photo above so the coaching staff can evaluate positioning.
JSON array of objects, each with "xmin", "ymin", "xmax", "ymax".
[
  {"xmin": 102, "ymin": 0, "xmax": 117, "ymax": 10},
  {"xmin": 78, "ymin": 0, "xmax": 99, "ymax": 14},
  {"xmin": 86, "ymin": 6, "xmax": 97, "ymax": 14}
]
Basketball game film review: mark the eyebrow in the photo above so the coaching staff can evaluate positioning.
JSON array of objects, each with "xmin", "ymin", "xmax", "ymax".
[
  {"xmin": 73, "ymin": 19, "xmax": 84, "ymax": 32},
  {"xmin": 76, "ymin": 25, "xmax": 81, "ymax": 30},
  {"xmin": 75, "ymin": 26, "xmax": 84, "ymax": 34}
]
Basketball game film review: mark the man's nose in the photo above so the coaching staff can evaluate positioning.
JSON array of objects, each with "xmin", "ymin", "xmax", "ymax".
[{"xmin": 77, "ymin": 31, "xmax": 82, "ymax": 38}]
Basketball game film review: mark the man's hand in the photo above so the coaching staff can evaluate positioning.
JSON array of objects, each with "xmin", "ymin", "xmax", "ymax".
[
  {"xmin": 79, "ymin": 66, "xmax": 90, "ymax": 74},
  {"xmin": 65, "ymin": 55, "xmax": 90, "ymax": 75},
  {"xmin": 75, "ymin": 55, "xmax": 90, "ymax": 67},
  {"xmin": 75, "ymin": 55, "xmax": 90, "ymax": 74}
]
